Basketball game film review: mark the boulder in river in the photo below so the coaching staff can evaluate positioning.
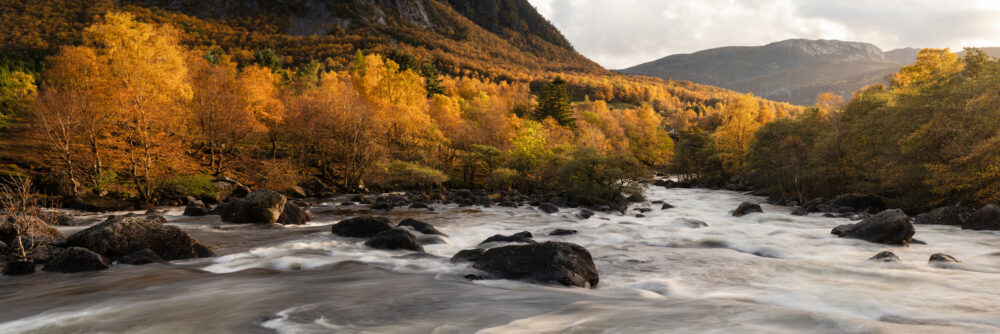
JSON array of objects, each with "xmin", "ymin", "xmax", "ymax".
[
  {"xmin": 67, "ymin": 216, "xmax": 215, "ymax": 260},
  {"xmin": 538, "ymin": 203, "xmax": 559, "ymax": 214},
  {"xmin": 829, "ymin": 193, "xmax": 887, "ymax": 213},
  {"xmin": 276, "ymin": 202, "xmax": 312, "ymax": 225},
  {"xmin": 42, "ymin": 247, "xmax": 109, "ymax": 273},
  {"xmin": 831, "ymin": 209, "xmax": 914, "ymax": 245},
  {"xmin": 929, "ymin": 253, "xmax": 960, "ymax": 263},
  {"xmin": 0, "ymin": 215, "xmax": 66, "ymax": 251},
  {"xmin": 661, "ymin": 203, "xmax": 675, "ymax": 210},
  {"xmin": 478, "ymin": 231, "xmax": 535, "ymax": 246},
  {"xmin": 331, "ymin": 216, "xmax": 395, "ymax": 238},
  {"xmin": 182, "ymin": 200, "xmax": 210, "ymax": 217},
  {"xmin": 451, "ymin": 248, "xmax": 487, "ymax": 263},
  {"xmin": 2, "ymin": 259, "xmax": 35, "ymax": 276},
  {"xmin": 791, "ymin": 206, "xmax": 810, "ymax": 216},
  {"xmin": 229, "ymin": 190, "xmax": 287, "ymax": 224},
  {"xmin": 914, "ymin": 206, "xmax": 972, "ymax": 226},
  {"xmin": 549, "ymin": 229, "xmax": 578, "ymax": 236},
  {"xmin": 868, "ymin": 251, "xmax": 901, "ymax": 262},
  {"xmin": 732, "ymin": 202, "xmax": 763, "ymax": 217},
  {"xmin": 119, "ymin": 248, "xmax": 165, "ymax": 265},
  {"xmin": 398, "ymin": 218, "xmax": 446, "ymax": 236},
  {"xmin": 39, "ymin": 211, "xmax": 77, "ymax": 226},
  {"xmin": 364, "ymin": 229, "xmax": 424, "ymax": 252},
  {"xmin": 577, "ymin": 209, "xmax": 594, "ymax": 219},
  {"xmin": 472, "ymin": 241, "xmax": 599, "ymax": 288},
  {"xmin": 961, "ymin": 204, "xmax": 1000, "ymax": 231}
]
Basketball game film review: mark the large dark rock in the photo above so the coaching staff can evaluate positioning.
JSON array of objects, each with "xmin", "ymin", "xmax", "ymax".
[
  {"xmin": 331, "ymin": 216, "xmax": 394, "ymax": 238},
  {"xmin": 364, "ymin": 229, "xmax": 424, "ymax": 252},
  {"xmin": 42, "ymin": 247, "xmax": 109, "ymax": 273},
  {"xmin": 538, "ymin": 203, "xmax": 559, "ymax": 214},
  {"xmin": 661, "ymin": 203, "xmax": 675, "ymax": 210},
  {"xmin": 829, "ymin": 193, "xmax": 887, "ymax": 213},
  {"xmin": 119, "ymin": 248, "xmax": 165, "ymax": 265},
  {"xmin": 577, "ymin": 209, "xmax": 594, "ymax": 219},
  {"xmin": 2, "ymin": 259, "xmax": 35, "ymax": 276},
  {"xmin": 791, "ymin": 206, "xmax": 810, "ymax": 216},
  {"xmin": 39, "ymin": 211, "xmax": 77, "ymax": 226},
  {"xmin": 478, "ymin": 231, "xmax": 535, "ymax": 246},
  {"xmin": 831, "ymin": 209, "xmax": 914, "ymax": 245},
  {"xmin": 869, "ymin": 251, "xmax": 901, "ymax": 262},
  {"xmin": 276, "ymin": 202, "xmax": 312, "ymax": 225},
  {"xmin": 473, "ymin": 241, "xmax": 599, "ymax": 288},
  {"xmin": 398, "ymin": 218, "xmax": 445, "ymax": 236},
  {"xmin": 549, "ymin": 229, "xmax": 578, "ymax": 236},
  {"xmin": 914, "ymin": 206, "xmax": 973, "ymax": 226},
  {"xmin": 66, "ymin": 216, "xmax": 215, "ymax": 260},
  {"xmin": 450, "ymin": 248, "xmax": 486, "ymax": 263},
  {"xmin": 962, "ymin": 204, "xmax": 1000, "ymax": 231},
  {"xmin": 229, "ymin": 190, "xmax": 287, "ymax": 224},
  {"xmin": 183, "ymin": 200, "xmax": 210, "ymax": 216},
  {"xmin": 732, "ymin": 202, "xmax": 763, "ymax": 217},
  {"xmin": 0, "ymin": 215, "xmax": 66, "ymax": 250},
  {"xmin": 929, "ymin": 253, "xmax": 960, "ymax": 263}
]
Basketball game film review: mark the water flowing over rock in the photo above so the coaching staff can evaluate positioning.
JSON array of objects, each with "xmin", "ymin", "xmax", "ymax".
[
  {"xmin": 732, "ymin": 202, "xmax": 763, "ymax": 217},
  {"xmin": 472, "ymin": 241, "xmax": 599, "ymax": 288},
  {"xmin": 961, "ymin": 204, "xmax": 1000, "ymax": 231},
  {"xmin": 66, "ymin": 216, "xmax": 215, "ymax": 260},
  {"xmin": 331, "ymin": 216, "xmax": 395, "ymax": 238},
  {"xmin": 831, "ymin": 209, "xmax": 914, "ymax": 245}
]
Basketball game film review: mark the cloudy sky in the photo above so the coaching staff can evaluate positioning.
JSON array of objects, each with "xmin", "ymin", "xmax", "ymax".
[{"xmin": 526, "ymin": 0, "xmax": 1000, "ymax": 69}]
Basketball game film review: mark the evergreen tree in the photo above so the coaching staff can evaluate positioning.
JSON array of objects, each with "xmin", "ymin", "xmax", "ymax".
[{"xmin": 534, "ymin": 77, "xmax": 574, "ymax": 128}]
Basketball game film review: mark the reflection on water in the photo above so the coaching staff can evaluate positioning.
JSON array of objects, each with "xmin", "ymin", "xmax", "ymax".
[{"xmin": 1, "ymin": 187, "xmax": 999, "ymax": 333}]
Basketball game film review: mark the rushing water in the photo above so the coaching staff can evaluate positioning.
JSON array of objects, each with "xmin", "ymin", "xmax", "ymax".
[{"xmin": 2, "ymin": 186, "xmax": 1000, "ymax": 333}]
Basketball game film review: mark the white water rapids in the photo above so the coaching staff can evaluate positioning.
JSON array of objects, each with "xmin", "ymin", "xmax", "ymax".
[{"xmin": 1, "ymin": 186, "xmax": 999, "ymax": 333}]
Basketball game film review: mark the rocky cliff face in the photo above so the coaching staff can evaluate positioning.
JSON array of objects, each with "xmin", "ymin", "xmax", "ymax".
[
  {"xmin": 621, "ymin": 39, "xmax": 919, "ymax": 105},
  {"xmin": 119, "ymin": 0, "xmax": 602, "ymax": 74}
]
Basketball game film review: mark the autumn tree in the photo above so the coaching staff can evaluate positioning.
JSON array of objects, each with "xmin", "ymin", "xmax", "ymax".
[
  {"xmin": 239, "ymin": 65, "xmax": 286, "ymax": 158},
  {"xmin": 81, "ymin": 12, "xmax": 194, "ymax": 201},
  {"xmin": 188, "ymin": 54, "xmax": 261, "ymax": 175},
  {"xmin": 714, "ymin": 94, "xmax": 762, "ymax": 174}
]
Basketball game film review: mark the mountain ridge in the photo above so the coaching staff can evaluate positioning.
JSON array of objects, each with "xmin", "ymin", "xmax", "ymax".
[{"xmin": 621, "ymin": 39, "xmax": 920, "ymax": 105}]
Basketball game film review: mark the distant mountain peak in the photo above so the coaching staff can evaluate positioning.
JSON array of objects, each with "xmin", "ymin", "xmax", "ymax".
[{"xmin": 621, "ymin": 39, "xmax": 919, "ymax": 105}]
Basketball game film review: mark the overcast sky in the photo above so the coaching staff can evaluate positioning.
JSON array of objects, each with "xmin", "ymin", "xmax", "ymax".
[{"xmin": 526, "ymin": 0, "xmax": 1000, "ymax": 69}]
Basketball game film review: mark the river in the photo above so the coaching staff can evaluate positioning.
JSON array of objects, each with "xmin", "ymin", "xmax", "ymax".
[{"xmin": 1, "ymin": 186, "xmax": 999, "ymax": 333}]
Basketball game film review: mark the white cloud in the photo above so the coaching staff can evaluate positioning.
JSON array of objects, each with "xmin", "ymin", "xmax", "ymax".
[{"xmin": 527, "ymin": 0, "xmax": 1000, "ymax": 69}]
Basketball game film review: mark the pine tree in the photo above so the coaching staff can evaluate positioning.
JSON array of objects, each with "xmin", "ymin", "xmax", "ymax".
[{"xmin": 533, "ymin": 77, "xmax": 574, "ymax": 128}]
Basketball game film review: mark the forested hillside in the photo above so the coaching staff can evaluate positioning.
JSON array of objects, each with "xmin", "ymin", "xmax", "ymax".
[
  {"xmin": 732, "ymin": 48, "xmax": 1000, "ymax": 211},
  {"xmin": 0, "ymin": 1, "xmax": 801, "ymax": 210}
]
